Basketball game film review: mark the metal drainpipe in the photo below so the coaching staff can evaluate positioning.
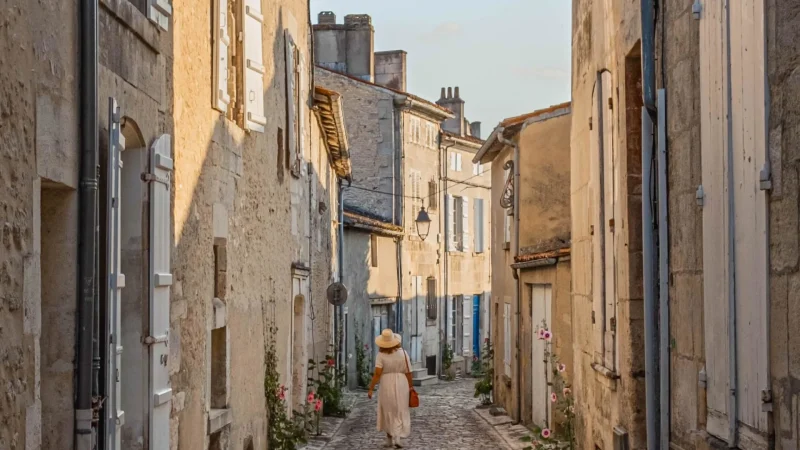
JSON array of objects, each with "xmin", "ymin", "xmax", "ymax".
[
  {"xmin": 76, "ymin": 0, "xmax": 98, "ymax": 447},
  {"xmin": 657, "ymin": 89, "xmax": 670, "ymax": 450},
  {"xmin": 440, "ymin": 137, "xmax": 455, "ymax": 379},
  {"xmin": 723, "ymin": 0, "xmax": 738, "ymax": 444},
  {"xmin": 337, "ymin": 180, "xmax": 344, "ymax": 370},
  {"xmin": 497, "ymin": 131, "xmax": 520, "ymax": 423},
  {"xmin": 640, "ymin": 0, "xmax": 660, "ymax": 447}
]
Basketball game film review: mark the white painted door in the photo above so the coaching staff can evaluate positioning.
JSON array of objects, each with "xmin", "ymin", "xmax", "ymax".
[
  {"xmin": 106, "ymin": 98, "xmax": 125, "ymax": 450},
  {"xmin": 148, "ymin": 135, "xmax": 172, "ymax": 449},
  {"xmin": 411, "ymin": 276, "xmax": 424, "ymax": 363},
  {"xmin": 531, "ymin": 284, "xmax": 553, "ymax": 428}
]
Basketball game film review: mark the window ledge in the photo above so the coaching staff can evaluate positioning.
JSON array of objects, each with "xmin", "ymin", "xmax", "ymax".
[
  {"xmin": 591, "ymin": 363, "xmax": 619, "ymax": 391},
  {"xmin": 100, "ymin": 0, "xmax": 162, "ymax": 53},
  {"xmin": 208, "ymin": 408, "xmax": 233, "ymax": 434}
]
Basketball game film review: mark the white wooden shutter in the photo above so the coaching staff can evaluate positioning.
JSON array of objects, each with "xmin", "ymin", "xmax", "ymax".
[
  {"xmin": 242, "ymin": 0, "xmax": 266, "ymax": 132},
  {"xmin": 446, "ymin": 194, "xmax": 455, "ymax": 251},
  {"xmin": 474, "ymin": 198, "xmax": 484, "ymax": 253},
  {"xmin": 212, "ymin": 0, "xmax": 230, "ymax": 112},
  {"xmin": 148, "ymin": 0, "xmax": 172, "ymax": 30},
  {"xmin": 590, "ymin": 76, "xmax": 605, "ymax": 365},
  {"xmin": 461, "ymin": 196, "xmax": 469, "ymax": 251},
  {"xmin": 462, "ymin": 296, "xmax": 472, "ymax": 357},
  {"xmin": 285, "ymin": 31, "xmax": 298, "ymax": 174},
  {"xmin": 503, "ymin": 302, "xmax": 511, "ymax": 377},
  {"xmin": 299, "ymin": 52, "xmax": 307, "ymax": 176},
  {"xmin": 600, "ymin": 70, "xmax": 616, "ymax": 370},
  {"xmin": 503, "ymin": 212, "xmax": 510, "ymax": 244},
  {"xmin": 149, "ymin": 135, "xmax": 173, "ymax": 450},
  {"xmin": 446, "ymin": 297, "xmax": 454, "ymax": 342},
  {"xmin": 106, "ymin": 98, "xmax": 125, "ymax": 450},
  {"xmin": 456, "ymin": 153, "xmax": 462, "ymax": 171}
]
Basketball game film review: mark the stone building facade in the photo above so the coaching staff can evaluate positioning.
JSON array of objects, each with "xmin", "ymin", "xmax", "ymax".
[
  {"xmin": 475, "ymin": 104, "xmax": 572, "ymax": 429},
  {"xmin": 312, "ymin": 12, "xmax": 491, "ymax": 385},
  {"xmin": 0, "ymin": 0, "xmax": 350, "ymax": 448}
]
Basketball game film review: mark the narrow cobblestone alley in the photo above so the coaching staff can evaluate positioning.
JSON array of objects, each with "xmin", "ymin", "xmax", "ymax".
[{"xmin": 315, "ymin": 379, "xmax": 510, "ymax": 450}]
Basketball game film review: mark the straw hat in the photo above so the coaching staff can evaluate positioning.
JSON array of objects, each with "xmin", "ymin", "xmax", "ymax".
[{"xmin": 375, "ymin": 329, "xmax": 402, "ymax": 348}]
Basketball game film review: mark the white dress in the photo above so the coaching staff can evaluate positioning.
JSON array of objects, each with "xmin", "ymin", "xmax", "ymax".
[{"xmin": 375, "ymin": 350, "xmax": 412, "ymax": 438}]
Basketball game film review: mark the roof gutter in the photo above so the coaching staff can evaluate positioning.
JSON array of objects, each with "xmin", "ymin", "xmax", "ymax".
[
  {"xmin": 473, "ymin": 126, "xmax": 503, "ymax": 164},
  {"xmin": 394, "ymin": 95, "xmax": 454, "ymax": 121}
]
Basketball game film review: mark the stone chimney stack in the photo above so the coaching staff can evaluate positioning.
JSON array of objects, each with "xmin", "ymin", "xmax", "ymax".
[
  {"xmin": 437, "ymin": 86, "xmax": 466, "ymax": 136},
  {"xmin": 374, "ymin": 50, "xmax": 407, "ymax": 91},
  {"xmin": 313, "ymin": 12, "xmax": 375, "ymax": 82},
  {"xmin": 470, "ymin": 121, "xmax": 481, "ymax": 139}
]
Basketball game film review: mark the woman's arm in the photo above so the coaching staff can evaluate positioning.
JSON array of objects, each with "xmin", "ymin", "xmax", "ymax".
[{"xmin": 368, "ymin": 368, "xmax": 383, "ymax": 398}]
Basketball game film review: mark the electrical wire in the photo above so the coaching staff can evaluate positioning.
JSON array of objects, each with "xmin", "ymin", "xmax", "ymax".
[{"xmin": 344, "ymin": 170, "xmax": 490, "ymax": 203}]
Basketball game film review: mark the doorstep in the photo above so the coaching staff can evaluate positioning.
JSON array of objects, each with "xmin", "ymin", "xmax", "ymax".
[{"xmin": 474, "ymin": 407, "xmax": 533, "ymax": 450}]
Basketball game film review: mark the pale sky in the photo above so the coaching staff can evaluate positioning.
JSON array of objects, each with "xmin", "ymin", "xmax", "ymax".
[{"xmin": 310, "ymin": 0, "xmax": 572, "ymax": 135}]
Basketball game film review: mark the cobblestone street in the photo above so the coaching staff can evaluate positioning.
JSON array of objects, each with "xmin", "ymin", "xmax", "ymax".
[{"xmin": 316, "ymin": 379, "xmax": 511, "ymax": 450}]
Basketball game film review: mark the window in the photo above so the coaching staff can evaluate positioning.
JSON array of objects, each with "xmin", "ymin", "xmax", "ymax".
[
  {"xmin": 409, "ymin": 117, "xmax": 422, "ymax": 144},
  {"xmin": 426, "ymin": 123, "xmax": 437, "ymax": 148},
  {"xmin": 408, "ymin": 170, "xmax": 423, "ymax": 233},
  {"xmin": 212, "ymin": 0, "xmax": 266, "ymax": 134},
  {"xmin": 148, "ymin": 0, "xmax": 173, "ymax": 30},
  {"xmin": 450, "ymin": 152, "xmax": 463, "ymax": 172},
  {"xmin": 591, "ymin": 70, "xmax": 617, "ymax": 370},
  {"xmin": 446, "ymin": 194, "xmax": 469, "ymax": 251},
  {"xmin": 428, "ymin": 180, "xmax": 438, "ymax": 211},
  {"xmin": 503, "ymin": 302, "xmax": 511, "ymax": 377},
  {"xmin": 472, "ymin": 162, "xmax": 483, "ymax": 175},
  {"xmin": 426, "ymin": 277, "xmax": 437, "ymax": 320},
  {"xmin": 474, "ymin": 198, "xmax": 485, "ymax": 253},
  {"xmin": 370, "ymin": 235, "xmax": 378, "ymax": 267}
]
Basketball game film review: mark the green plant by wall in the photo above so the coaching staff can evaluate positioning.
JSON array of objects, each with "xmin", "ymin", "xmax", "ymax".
[
  {"xmin": 474, "ymin": 337, "xmax": 494, "ymax": 405},
  {"xmin": 442, "ymin": 342, "xmax": 455, "ymax": 381},
  {"xmin": 264, "ymin": 324, "xmax": 307, "ymax": 450},
  {"xmin": 519, "ymin": 320, "xmax": 576, "ymax": 450},
  {"xmin": 307, "ymin": 346, "xmax": 349, "ymax": 418},
  {"xmin": 354, "ymin": 330, "xmax": 372, "ymax": 388}
]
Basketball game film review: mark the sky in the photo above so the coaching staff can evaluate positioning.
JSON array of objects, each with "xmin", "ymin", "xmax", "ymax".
[{"xmin": 310, "ymin": 0, "xmax": 572, "ymax": 135}]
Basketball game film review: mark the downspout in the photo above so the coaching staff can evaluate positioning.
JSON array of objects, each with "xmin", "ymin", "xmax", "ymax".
[
  {"xmin": 76, "ymin": 0, "xmax": 98, "ymax": 447},
  {"xmin": 337, "ymin": 180, "xmax": 344, "ymax": 370},
  {"xmin": 440, "ymin": 137, "xmax": 456, "ymax": 378},
  {"xmin": 657, "ymin": 89, "xmax": 670, "ymax": 450},
  {"xmin": 497, "ymin": 131, "xmax": 521, "ymax": 424},
  {"xmin": 640, "ymin": 0, "xmax": 660, "ymax": 447},
  {"xmin": 723, "ymin": 0, "xmax": 738, "ymax": 444},
  {"xmin": 395, "ymin": 103, "xmax": 404, "ymax": 337}
]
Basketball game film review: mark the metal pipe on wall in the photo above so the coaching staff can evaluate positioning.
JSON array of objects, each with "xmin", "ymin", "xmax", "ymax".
[
  {"xmin": 76, "ymin": 0, "xmax": 99, "ymax": 447},
  {"xmin": 440, "ymin": 137, "xmax": 455, "ymax": 379},
  {"xmin": 657, "ymin": 89, "xmax": 670, "ymax": 449}
]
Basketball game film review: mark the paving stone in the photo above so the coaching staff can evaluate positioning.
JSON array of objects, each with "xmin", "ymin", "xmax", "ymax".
[{"xmin": 312, "ymin": 379, "xmax": 511, "ymax": 450}]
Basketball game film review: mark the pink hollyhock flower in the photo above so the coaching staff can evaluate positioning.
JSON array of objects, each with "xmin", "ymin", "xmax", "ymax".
[
  {"xmin": 327, "ymin": 359, "xmax": 335, "ymax": 367},
  {"xmin": 307, "ymin": 392, "xmax": 316, "ymax": 403},
  {"xmin": 541, "ymin": 428, "xmax": 552, "ymax": 439},
  {"xmin": 537, "ymin": 329, "xmax": 545, "ymax": 340},
  {"xmin": 563, "ymin": 387, "xmax": 571, "ymax": 396},
  {"xmin": 543, "ymin": 330, "xmax": 552, "ymax": 341},
  {"xmin": 364, "ymin": 344, "xmax": 369, "ymax": 350},
  {"xmin": 315, "ymin": 399, "xmax": 323, "ymax": 412},
  {"xmin": 558, "ymin": 363, "xmax": 566, "ymax": 372},
  {"xmin": 484, "ymin": 337, "xmax": 489, "ymax": 343},
  {"xmin": 550, "ymin": 392, "xmax": 558, "ymax": 403},
  {"xmin": 279, "ymin": 390, "xmax": 286, "ymax": 401}
]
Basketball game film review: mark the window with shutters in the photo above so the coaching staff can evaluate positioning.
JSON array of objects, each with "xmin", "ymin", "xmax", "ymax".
[
  {"xmin": 454, "ymin": 196, "xmax": 464, "ymax": 250},
  {"xmin": 286, "ymin": 31, "xmax": 304, "ymax": 177},
  {"xmin": 472, "ymin": 162, "xmax": 483, "ymax": 176},
  {"xmin": 474, "ymin": 198, "xmax": 485, "ymax": 253},
  {"xmin": 450, "ymin": 152, "xmax": 463, "ymax": 172},
  {"xmin": 426, "ymin": 277, "xmax": 437, "ymax": 321},
  {"xmin": 408, "ymin": 170, "xmax": 423, "ymax": 233},
  {"xmin": 591, "ymin": 70, "xmax": 617, "ymax": 371}
]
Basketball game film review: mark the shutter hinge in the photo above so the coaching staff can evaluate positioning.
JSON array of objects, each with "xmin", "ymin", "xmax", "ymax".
[
  {"xmin": 610, "ymin": 317, "xmax": 616, "ymax": 331},
  {"xmin": 143, "ymin": 333, "xmax": 169, "ymax": 346},
  {"xmin": 698, "ymin": 366, "xmax": 707, "ymax": 388},
  {"xmin": 695, "ymin": 185, "xmax": 705, "ymax": 207},
  {"xmin": 760, "ymin": 164, "xmax": 773, "ymax": 191},
  {"xmin": 608, "ymin": 97, "xmax": 613, "ymax": 110},
  {"xmin": 141, "ymin": 172, "xmax": 171, "ymax": 189},
  {"xmin": 692, "ymin": 0, "xmax": 702, "ymax": 19},
  {"xmin": 762, "ymin": 389, "xmax": 774, "ymax": 412},
  {"xmin": 608, "ymin": 218, "xmax": 615, "ymax": 231},
  {"xmin": 589, "ymin": 117, "xmax": 593, "ymax": 130},
  {"xmin": 592, "ymin": 310, "xmax": 596, "ymax": 324}
]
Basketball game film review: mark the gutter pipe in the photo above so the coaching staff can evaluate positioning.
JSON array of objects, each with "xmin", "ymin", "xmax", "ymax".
[
  {"xmin": 440, "ymin": 136, "xmax": 455, "ymax": 379},
  {"xmin": 657, "ymin": 89, "xmax": 670, "ymax": 450},
  {"xmin": 496, "ymin": 130, "xmax": 521, "ymax": 424},
  {"xmin": 641, "ymin": 0, "xmax": 660, "ymax": 448},
  {"xmin": 76, "ymin": 0, "xmax": 99, "ymax": 447}
]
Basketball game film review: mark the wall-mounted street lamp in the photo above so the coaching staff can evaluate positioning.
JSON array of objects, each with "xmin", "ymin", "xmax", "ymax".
[{"xmin": 415, "ymin": 206, "xmax": 432, "ymax": 241}]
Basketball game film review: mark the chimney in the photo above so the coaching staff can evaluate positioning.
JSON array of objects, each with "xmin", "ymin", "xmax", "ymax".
[
  {"xmin": 436, "ymin": 86, "xmax": 466, "ymax": 136},
  {"xmin": 313, "ymin": 13, "xmax": 375, "ymax": 82},
  {"xmin": 344, "ymin": 14, "xmax": 375, "ymax": 82},
  {"xmin": 470, "ymin": 121, "xmax": 481, "ymax": 139},
  {"xmin": 374, "ymin": 50, "xmax": 407, "ymax": 91}
]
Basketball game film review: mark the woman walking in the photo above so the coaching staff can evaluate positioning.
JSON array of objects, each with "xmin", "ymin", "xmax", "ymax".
[{"xmin": 367, "ymin": 329, "xmax": 414, "ymax": 448}]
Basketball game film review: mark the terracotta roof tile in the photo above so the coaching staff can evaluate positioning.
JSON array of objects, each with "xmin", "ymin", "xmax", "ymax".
[{"xmin": 500, "ymin": 102, "xmax": 572, "ymax": 128}]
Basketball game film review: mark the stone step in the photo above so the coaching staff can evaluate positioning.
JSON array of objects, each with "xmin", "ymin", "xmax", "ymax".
[
  {"xmin": 411, "ymin": 367, "xmax": 429, "ymax": 378},
  {"xmin": 413, "ymin": 375, "xmax": 438, "ymax": 387}
]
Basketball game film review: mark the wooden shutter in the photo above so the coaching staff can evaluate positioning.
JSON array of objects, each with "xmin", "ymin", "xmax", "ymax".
[
  {"xmin": 446, "ymin": 194, "xmax": 455, "ymax": 251},
  {"xmin": 590, "ymin": 76, "xmax": 605, "ymax": 365},
  {"xmin": 461, "ymin": 196, "xmax": 470, "ymax": 251},
  {"xmin": 149, "ymin": 135, "xmax": 173, "ymax": 449},
  {"xmin": 106, "ymin": 98, "xmax": 125, "ymax": 450},
  {"xmin": 462, "ymin": 296, "xmax": 472, "ymax": 357},
  {"xmin": 474, "ymin": 198, "xmax": 484, "ymax": 253},
  {"xmin": 456, "ymin": 153, "xmax": 462, "ymax": 171},
  {"xmin": 285, "ymin": 31, "xmax": 299, "ymax": 175},
  {"xmin": 242, "ymin": 0, "xmax": 265, "ymax": 132},
  {"xmin": 298, "ymin": 52, "xmax": 307, "ymax": 175},
  {"xmin": 450, "ymin": 153, "xmax": 456, "ymax": 171},
  {"xmin": 212, "ymin": 0, "xmax": 230, "ymax": 112},
  {"xmin": 503, "ymin": 302, "xmax": 511, "ymax": 377},
  {"xmin": 426, "ymin": 277, "xmax": 437, "ymax": 320},
  {"xmin": 148, "ymin": 0, "xmax": 172, "ymax": 30},
  {"xmin": 600, "ymin": 70, "xmax": 616, "ymax": 369}
]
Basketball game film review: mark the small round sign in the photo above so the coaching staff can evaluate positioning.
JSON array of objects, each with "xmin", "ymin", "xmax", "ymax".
[{"xmin": 326, "ymin": 282, "xmax": 348, "ymax": 306}]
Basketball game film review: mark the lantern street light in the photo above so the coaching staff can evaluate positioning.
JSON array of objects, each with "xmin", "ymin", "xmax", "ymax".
[{"xmin": 415, "ymin": 206, "xmax": 432, "ymax": 241}]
